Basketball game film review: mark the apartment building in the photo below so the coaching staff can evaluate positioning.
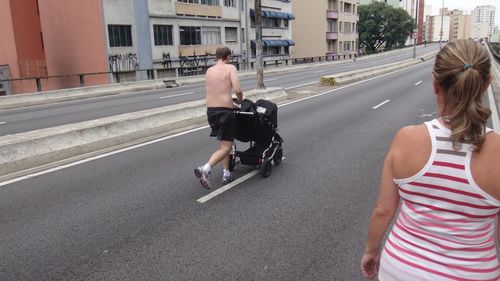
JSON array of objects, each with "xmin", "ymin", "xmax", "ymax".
[
  {"xmin": 244, "ymin": 0, "xmax": 295, "ymax": 63},
  {"xmin": 471, "ymin": 5, "xmax": 496, "ymax": 39},
  {"xmin": 293, "ymin": 0, "xmax": 359, "ymax": 60},
  {"xmin": 400, "ymin": 0, "xmax": 425, "ymax": 44},
  {"xmin": 0, "ymin": 0, "xmax": 295, "ymax": 94},
  {"xmin": 0, "ymin": 0, "xmax": 109, "ymax": 95}
]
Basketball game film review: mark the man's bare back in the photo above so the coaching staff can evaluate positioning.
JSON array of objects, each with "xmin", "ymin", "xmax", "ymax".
[{"xmin": 205, "ymin": 61, "xmax": 242, "ymax": 108}]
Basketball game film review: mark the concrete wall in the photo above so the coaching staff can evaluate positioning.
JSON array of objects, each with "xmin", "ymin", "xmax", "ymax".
[
  {"xmin": 292, "ymin": 0, "xmax": 328, "ymax": 58},
  {"xmin": 39, "ymin": 0, "xmax": 110, "ymax": 90}
]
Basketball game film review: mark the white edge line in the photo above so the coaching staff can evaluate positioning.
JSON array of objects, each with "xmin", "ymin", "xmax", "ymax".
[
  {"xmin": 160, "ymin": 92, "xmax": 196, "ymax": 99},
  {"xmin": 0, "ymin": 122, "xmax": 6, "ymax": 125},
  {"xmin": 284, "ymin": 81, "xmax": 316, "ymax": 90},
  {"xmin": 372, "ymin": 99, "xmax": 391, "ymax": 110},
  {"xmin": 197, "ymin": 170, "xmax": 260, "ymax": 203},
  {"xmin": 487, "ymin": 86, "xmax": 500, "ymax": 133},
  {"xmin": 0, "ymin": 59, "xmax": 434, "ymax": 187},
  {"xmin": 414, "ymin": 80, "xmax": 423, "ymax": 86}
]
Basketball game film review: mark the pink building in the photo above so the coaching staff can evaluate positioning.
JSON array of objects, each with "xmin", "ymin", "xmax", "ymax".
[{"xmin": 0, "ymin": 0, "xmax": 110, "ymax": 95}]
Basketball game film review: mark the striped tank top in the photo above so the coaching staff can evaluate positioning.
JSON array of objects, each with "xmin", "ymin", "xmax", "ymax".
[{"xmin": 379, "ymin": 119, "xmax": 500, "ymax": 281}]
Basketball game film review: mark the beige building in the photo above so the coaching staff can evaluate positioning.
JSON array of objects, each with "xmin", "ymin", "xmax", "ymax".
[
  {"xmin": 447, "ymin": 10, "xmax": 471, "ymax": 40},
  {"xmin": 292, "ymin": 0, "xmax": 359, "ymax": 59}
]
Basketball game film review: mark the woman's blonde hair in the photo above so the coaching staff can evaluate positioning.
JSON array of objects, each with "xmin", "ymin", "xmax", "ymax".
[{"xmin": 433, "ymin": 39, "xmax": 491, "ymax": 151}]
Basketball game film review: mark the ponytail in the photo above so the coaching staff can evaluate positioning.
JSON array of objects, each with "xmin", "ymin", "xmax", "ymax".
[{"xmin": 433, "ymin": 40, "xmax": 491, "ymax": 151}]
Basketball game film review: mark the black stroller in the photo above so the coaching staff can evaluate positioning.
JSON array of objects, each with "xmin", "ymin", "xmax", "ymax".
[{"xmin": 229, "ymin": 99, "xmax": 283, "ymax": 177}]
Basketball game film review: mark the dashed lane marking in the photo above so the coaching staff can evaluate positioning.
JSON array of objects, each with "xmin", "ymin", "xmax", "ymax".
[
  {"xmin": 372, "ymin": 99, "xmax": 391, "ymax": 110},
  {"xmin": 160, "ymin": 92, "xmax": 196, "ymax": 99}
]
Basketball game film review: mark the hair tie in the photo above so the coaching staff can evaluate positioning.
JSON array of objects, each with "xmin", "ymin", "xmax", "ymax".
[{"xmin": 463, "ymin": 63, "xmax": 474, "ymax": 70}]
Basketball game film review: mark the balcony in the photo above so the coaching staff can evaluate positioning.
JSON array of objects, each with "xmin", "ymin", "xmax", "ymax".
[
  {"xmin": 175, "ymin": 2, "xmax": 222, "ymax": 18},
  {"xmin": 327, "ymin": 10, "xmax": 338, "ymax": 19},
  {"xmin": 178, "ymin": 45, "xmax": 223, "ymax": 57},
  {"xmin": 326, "ymin": 32, "xmax": 338, "ymax": 40}
]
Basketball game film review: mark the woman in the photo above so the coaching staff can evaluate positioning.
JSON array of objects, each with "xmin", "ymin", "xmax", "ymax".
[{"xmin": 361, "ymin": 39, "xmax": 500, "ymax": 280}]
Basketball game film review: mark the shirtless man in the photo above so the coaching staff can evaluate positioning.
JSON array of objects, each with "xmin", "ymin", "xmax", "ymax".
[{"xmin": 194, "ymin": 47, "xmax": 244, "ymax": 189}]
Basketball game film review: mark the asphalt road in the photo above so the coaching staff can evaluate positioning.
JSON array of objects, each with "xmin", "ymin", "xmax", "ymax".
[
  {"xmin": 0, "ymin": 44, "xmax": 439, "ymax": 136},
  {"xmin": 0, "ymin": 59, "xmax": 440, "ymax": 280}
]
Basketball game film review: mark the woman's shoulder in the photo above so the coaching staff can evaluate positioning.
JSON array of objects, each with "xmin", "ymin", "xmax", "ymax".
[
  {"xmin": 482, "ymin": 131, "xmax": 500, "ymax": 157},
  {"xmin": 392, "ymin": 124, "xmax": 429, "ymax": 147}
]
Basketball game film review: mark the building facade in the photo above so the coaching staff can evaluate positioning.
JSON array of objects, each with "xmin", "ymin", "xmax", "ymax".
[
  {"xmin": 471, "ymin": 5, "xmax": 496, "ymax": 40},
  {"xmin": 245, "ymin": 0, "xmax": 295, "ymax": 64},
  {"xmin": 292, "ymin": 0, "xmax": 359, "ymax": 60},
  {"xmin": 0, "ymin": 0, "xmax": 295, "ymax": 94},
  {"xmin": 400, "ymin": 0, "xmax": 425, "ymax": 44}
]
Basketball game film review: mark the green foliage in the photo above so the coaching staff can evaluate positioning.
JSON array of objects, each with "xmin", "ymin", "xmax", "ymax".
[{"xmin": 358, "ymin": 2, "xmax": 415, "ymax": 52}]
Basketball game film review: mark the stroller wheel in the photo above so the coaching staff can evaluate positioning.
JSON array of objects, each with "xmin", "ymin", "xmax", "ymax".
[
  {"xmin": 261, "ymin": 160, "xmax": 272, "ymax": 178},
  {"xmin": 273, "ymin": 148, "xmax": 283, "ymax": 166}
]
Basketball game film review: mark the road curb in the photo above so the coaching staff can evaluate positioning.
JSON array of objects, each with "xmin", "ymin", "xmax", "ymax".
[{"xmin": 0, "ymin": 88, "xmax": 287, "ymax": 177}]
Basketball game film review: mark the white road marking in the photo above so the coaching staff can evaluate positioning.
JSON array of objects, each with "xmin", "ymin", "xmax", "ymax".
[
  {"xmin": 0, "ymin": 59, "xmax": 434, "ymax": 188},
  {"xmin": 372, "ymin": 100, "xmax": 390, "ymax": 109},
  {"xmin": 197, "ymin": 157, "xmax": 286, "ymax": 203},
  {"xmin": 284, "ymin": 81, "xmax": 316, "ymax": 90},
  {"xmin": 0, "ymin": 122, "xmax": 6, "ymax": 125},
  {"xmin": 197, "ymin": 170, "xmax": 259, "ymax": 203},
  {"xmin": 264, "ymin": 78, "xmax": 279, "ymax": 82},
  {"xmin": 160, "ymin": 92, "xmax": 196, "ymax": 99},
  {"xmin": 414, "ymin": 80, "xmax": 423, "ymax": 86}
]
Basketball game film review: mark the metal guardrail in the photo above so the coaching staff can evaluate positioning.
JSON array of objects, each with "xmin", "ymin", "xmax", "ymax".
[
  {"xmin": 487, "ymin": 42, "xmax": 500, "ymax": 64},
  {"xmin": 0, "ymin": 44, "xmax": 425, "ymax": 94}
]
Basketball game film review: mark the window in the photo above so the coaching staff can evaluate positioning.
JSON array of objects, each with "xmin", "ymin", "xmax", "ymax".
[
  {"xmin": 179, "ymin": 26, "xmax": 201, "ymax": 45},
  {"xmin": 241, "ymin": 28, "xmax": 245, "ymax": 43},
  {"xmin": 262, "ymin": 18, "xmax": 281, "ymax": 28},
  {"xmin": 224, "ymin": 0, "xmax": 236, "ymax": 7},
  {"xmin": 178, "ymin": 0, "xmax": 199, "ymax": 3},
  {"xmin": 225, "ymin": 27, "xmax": 237, "ymax": 43},
  {"xmin": 108, "ymin": 25, "xmax": 133, "ymax": 47},
  {"xmin": 202, "ymin": 27, "xmax": 221, "ymax": 45},
  {"xmin": 284, "ymin": 20, "xmax": 289, "ymax": 28},
  {"xmin": 154, "ymin": 25, "xmax": 173, "ymax": 46},
  {"xmin": 200, "ymin": 0, "xmax": 219, "ymax": 5},
  {"xmin": 328, "ymin": 20, "xmax": 337, "ymax": 32}
]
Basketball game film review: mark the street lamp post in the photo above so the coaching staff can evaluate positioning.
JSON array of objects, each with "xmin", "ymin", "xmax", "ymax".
[{"xmin": 439, "ymin": 0, "xmax": 444, "ymax": 49}]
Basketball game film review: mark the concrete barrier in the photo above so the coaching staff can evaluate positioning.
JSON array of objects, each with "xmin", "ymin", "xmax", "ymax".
[
  {"xmin": 0, "ymin": 88, "xmax": 287, "ymax": 177},
  {"xmin": 0, "ymin": 80, "xmax": 167, "ymax": 110},
  {"xmin": 320, "ymin": 51, "xmax": 438, "ymax": 86}
]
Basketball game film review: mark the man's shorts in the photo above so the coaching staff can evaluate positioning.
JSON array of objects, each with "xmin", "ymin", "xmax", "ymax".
[{"xmin": 207, "ymin": 107, "xmax": 236, "ymax": 141}]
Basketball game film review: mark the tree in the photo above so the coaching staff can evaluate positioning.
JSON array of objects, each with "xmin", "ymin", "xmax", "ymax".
[
  {"xmin": 358, "ymin": 2, "xmax": 415, "ymax": 52},
  {"xmin": 255, "ymin": 0, "xmax": 265, "ymax": 89}
]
